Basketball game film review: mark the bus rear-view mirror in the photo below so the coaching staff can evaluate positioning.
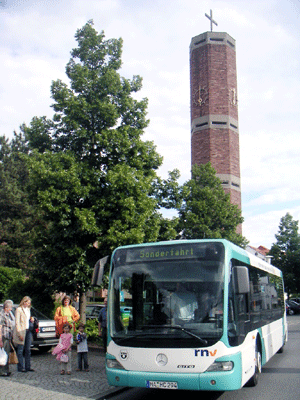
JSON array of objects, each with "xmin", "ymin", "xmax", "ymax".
[{"xmin": 91, "ymin": 256, "xmax": 109, "ymax": 286}]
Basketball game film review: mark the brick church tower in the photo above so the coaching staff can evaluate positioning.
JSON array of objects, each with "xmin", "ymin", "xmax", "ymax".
[{"xmin": 190, "ymin": 27, "xmax": 241, "ymax": 212}]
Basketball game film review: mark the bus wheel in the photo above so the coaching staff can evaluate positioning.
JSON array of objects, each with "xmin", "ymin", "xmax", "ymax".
[
  {"xmin": 277, "ymin": 333, "xmax": 287, "ymax": 354},
  {"xmin": 246, "ymin": 344, "xmax": 262, "ymax": 387}
]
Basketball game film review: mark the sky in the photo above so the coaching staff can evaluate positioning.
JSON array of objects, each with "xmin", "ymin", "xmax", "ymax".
[{"xmin": 1, "ymin": 0, "xmax": 300, "ymax": 249}]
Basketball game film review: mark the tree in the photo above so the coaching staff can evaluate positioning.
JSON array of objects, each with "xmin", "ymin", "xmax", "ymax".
[
  {"xmin": 177, "ymin": 163, "xmax": 247, "ymax": 247},
  {"xmin": 23, "ymin": 21, "xmax": 178, "ymax": 309},
  {"xmin": 269, "ymin": 213, "xmax": 300, "ymax": 296},
  {"xmin": 49, "ymin": 20, "xmax": 154, "ymax": 172},
  {"xmin": 0, "ymin": 134, "xmax": 38, "ymax": 271},
  {"xmin": 21, "ymin": 117, "xmax": 53, "ymax": 153}
]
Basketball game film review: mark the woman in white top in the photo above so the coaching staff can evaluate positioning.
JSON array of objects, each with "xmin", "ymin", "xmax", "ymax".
[{"xmin": 13, "ymin": 296, "xmax": 35, "ymax": 372}]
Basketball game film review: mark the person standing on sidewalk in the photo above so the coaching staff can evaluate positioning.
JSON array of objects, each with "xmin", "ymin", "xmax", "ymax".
[
  {"xmin": 13, "ymin": 296, "xmax": 35, "ymax": 373},
  {"xmin": 98, "ymin": 298, "xmax": 107, "ymax": 353},
  {"xmin": 58, "ymin": 323, "xmax": 73, "ymax": 375},
  {"xmin": 54, "ymin": 295, "xmax": 80, "ymax": 336},
  {"xmin": 0, "ymin": 300, "xmax": 15, "ymax": 377},
  {"xmin": 76, "ymin": 323, "xmax": 89, "ymax": 371}
]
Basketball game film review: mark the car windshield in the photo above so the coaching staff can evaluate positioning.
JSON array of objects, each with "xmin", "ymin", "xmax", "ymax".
[
  {"xmin": 30, "ymin": 307, "xmax": 50, "ymax": 320},
  {"xmin": 110, "ymin": 242, "xmax": 225, "ymax": 348},
  {"xmin": 86, "ymin": 305, "xmax": 103, "ymax": 318},
  {"xmin": 0, "ymin": 305, "xmax": 50, "ymax": 320}
]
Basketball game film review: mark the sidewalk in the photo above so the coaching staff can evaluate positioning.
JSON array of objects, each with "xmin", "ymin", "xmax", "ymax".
[{"xmin": 0, "ymin": 347, "xmax": 120, "ymax": 400}]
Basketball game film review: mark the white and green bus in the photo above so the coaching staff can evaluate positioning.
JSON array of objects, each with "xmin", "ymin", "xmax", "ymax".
[{"xmin": 92, "ymin": 239, "xmax": 286, "ymax": 391}]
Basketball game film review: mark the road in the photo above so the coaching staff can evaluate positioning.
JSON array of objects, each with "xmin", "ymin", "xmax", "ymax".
[{"xmin": 102, "ymin": 315, "xmax": 300, "ymax": 400}]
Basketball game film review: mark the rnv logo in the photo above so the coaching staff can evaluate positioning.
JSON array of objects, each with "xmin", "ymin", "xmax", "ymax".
[{"xmin": 194, "ymin": 349, "xmax": 217, "ymax": 357}]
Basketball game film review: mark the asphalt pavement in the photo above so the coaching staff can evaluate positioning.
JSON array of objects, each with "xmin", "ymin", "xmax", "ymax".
[{"xmin": 0, "ymin": 347, "xmax": 119, "ymax": 400}]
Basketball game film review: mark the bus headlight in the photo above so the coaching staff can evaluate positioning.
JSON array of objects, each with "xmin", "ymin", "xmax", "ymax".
[
  {"xmin": 106, "ymin": 359, "xmax": 125, "ymax": 370},
  {"xmin": 206, "ymin": 361, "xmax": 233, "ymax": 372}
]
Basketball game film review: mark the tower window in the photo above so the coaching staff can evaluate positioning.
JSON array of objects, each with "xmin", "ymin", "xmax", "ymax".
[
  {"xmin": 212, "ymin": 121, "xmax": 227, "ymax": 125},
  {"xmin": 194, "ymin": 39, "xmax": 206, "ymax": 45},
  {"xmin": 196, "ymin": 122, "xmax": 208, "ymax": 128}
]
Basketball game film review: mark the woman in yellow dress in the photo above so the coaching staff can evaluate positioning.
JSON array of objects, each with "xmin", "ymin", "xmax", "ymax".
[{"xmin": 54, "ymin": 295, "xmax": 80, "ymax": 336}]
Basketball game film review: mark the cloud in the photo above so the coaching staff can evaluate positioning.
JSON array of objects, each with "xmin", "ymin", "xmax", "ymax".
[
  {"xmin": 243, "ymin": 205, "xmax": 300, "ymax": 248},
  {"xmin": 240, "ymin": 129, "xmax": 300, "ymax": 194},
  {"xmin": 0, "ymin": 51, "xmax": 66, "ymax": 135},
  {"xmin": 244, "ymin": 187, "xmax": 300, "ymax": 209}
]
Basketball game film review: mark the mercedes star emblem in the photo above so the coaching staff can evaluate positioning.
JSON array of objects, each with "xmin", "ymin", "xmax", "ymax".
[{"xmin": 156, "ymin": 353, "xmax": 168, "ymax": 366}]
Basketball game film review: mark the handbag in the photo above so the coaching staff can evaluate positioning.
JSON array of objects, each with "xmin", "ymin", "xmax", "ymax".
[
  {"xmin": 8, "ymin": 342, "xmax": 18, "ymax": 365},
  {"xmin": 60, "ymin": 353, "xmax": 69, "ymax": 363},
  {"xmin": 29, "ymin": 317, "xmax": 39, "ymax": 339},
  {"xmin": 0, "ymin": 347, "xmax": 8, "ymax": 366}
]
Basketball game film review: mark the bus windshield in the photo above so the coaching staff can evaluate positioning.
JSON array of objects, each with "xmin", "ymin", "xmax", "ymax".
[{"xmin": 110, "ymin": 242, "xmax": 225, "ymax": 348}]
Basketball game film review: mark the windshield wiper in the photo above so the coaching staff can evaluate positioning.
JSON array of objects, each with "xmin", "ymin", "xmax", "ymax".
[{"xmin": 142, "ymin": 325, "xmax": 208, "ymax": 345}]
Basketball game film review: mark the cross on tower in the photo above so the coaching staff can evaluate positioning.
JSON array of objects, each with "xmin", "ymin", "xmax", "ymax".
[{"xmin": 205, "ymin": 9, "xmax": 218, "ymax": 32}]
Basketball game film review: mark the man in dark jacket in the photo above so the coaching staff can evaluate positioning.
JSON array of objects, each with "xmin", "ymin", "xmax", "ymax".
[{"xmin": 98, "ymin": 298, "xmax": 107, "ymax": 353}]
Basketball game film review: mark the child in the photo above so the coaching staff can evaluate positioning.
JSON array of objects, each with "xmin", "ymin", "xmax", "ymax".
[
  {"xmin": 52, "ymin": 323, "xmax": 73, "ymax": 375},
  {"xmin": 75, "ymin": 323, "xmax": 89, "ymax": 372}
]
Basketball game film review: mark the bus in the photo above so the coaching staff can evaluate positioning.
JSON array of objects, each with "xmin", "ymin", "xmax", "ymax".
[{"xmin": 92, "ymin": 239, "xmax": 287, "ymax": 391}]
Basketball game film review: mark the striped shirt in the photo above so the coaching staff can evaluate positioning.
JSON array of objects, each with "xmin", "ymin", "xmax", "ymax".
[{"xmin": 0, "ymin": 310, "xmax": 15, "ymax": 339}]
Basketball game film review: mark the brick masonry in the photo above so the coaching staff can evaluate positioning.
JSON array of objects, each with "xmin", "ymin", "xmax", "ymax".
[{"xmin": 190, "ymin": 32, "xmax": 242, "ymax": 232}]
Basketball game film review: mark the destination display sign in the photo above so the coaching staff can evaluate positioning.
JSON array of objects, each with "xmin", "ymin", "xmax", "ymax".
[{"xmin": 118, "ymin": 242, "xmax": 224, "ymax": 263}]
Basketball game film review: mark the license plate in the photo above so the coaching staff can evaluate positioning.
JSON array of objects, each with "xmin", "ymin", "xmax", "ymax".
[
  {"xmin": 41, "ymin": 327, "xmax": 55, "ymax": 332},
  {"xmin": 147, "ymin": 380, "xmax": 178, "ymax": 389}
]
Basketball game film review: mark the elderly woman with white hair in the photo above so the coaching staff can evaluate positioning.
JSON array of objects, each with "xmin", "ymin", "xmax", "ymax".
[{"xmin": 0, "ymin": 299, "xmax": 15, "ymax": 377}]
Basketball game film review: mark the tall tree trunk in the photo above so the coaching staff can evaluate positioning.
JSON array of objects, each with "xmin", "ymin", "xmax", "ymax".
[{"xmin": 80, "ymin": 292, "xmax": 87, "ymax": 324}]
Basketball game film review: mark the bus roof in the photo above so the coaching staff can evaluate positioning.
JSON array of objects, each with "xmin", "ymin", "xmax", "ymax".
[{"xmin": 112, "ymin": 239, "xmax": 282, "ymax": 278}]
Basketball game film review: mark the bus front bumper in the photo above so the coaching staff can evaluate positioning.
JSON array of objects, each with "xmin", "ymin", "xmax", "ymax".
[{"xmin": 106, "ymin": 353, "xmax": 242, "ymax": 391}]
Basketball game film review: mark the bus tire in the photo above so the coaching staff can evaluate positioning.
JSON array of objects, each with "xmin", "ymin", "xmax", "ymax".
[
  {"xmin": 277, "ymin": 333, "xmax": 287, "ymax": 354},
  {"xmin": 245, "ymin": 342, "xmax": 262, "ymax": 387},
  {"xmin": 277, "ymin": 344, "xmax": 284, "ymax": 354}
]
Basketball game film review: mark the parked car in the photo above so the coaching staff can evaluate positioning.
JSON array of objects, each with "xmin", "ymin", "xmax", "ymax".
[
  {"xmin": 286, "ymin": 300, "xmax": 300, "ymax": 315},
  {"xmin": 0, "ymin": 303, "xmax": 58, "ymax": 352},
  {"xmin": 289, "ymin": 298, "xmax": 300, "ymax": 305},
  {"xmin": 86, "ymin": 304, "xmax": 104, "ymax": 320}
]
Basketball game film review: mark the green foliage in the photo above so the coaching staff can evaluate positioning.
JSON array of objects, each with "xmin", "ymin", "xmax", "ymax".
[
  {"xmin": 269, "ymin": 213, "xmax": 300, "ymax": 295},
  {"xmin": 0, "ymin": 266, "xmax": 25, "ymax": 302},
  {"xmin": 152, "ymin": 169, "xmax": 182, "ymax": 210},
  {"xmin": 21, "ymin": 117, "xmax": 53, "ymax": 153},
  {"xmin": 49, "ymin": 21, "xmax": 152, "ymax": 170},
  {"xmin": 0, "ymin": 134, "xmax": 38, "ymax": 271},
  {"xmin": 178, "ymin": 163, "xmax": 247, "ymax": 247},
  {"xmin": 7, "ymin": 277, "xmax": 54, "ymax": 317}
]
